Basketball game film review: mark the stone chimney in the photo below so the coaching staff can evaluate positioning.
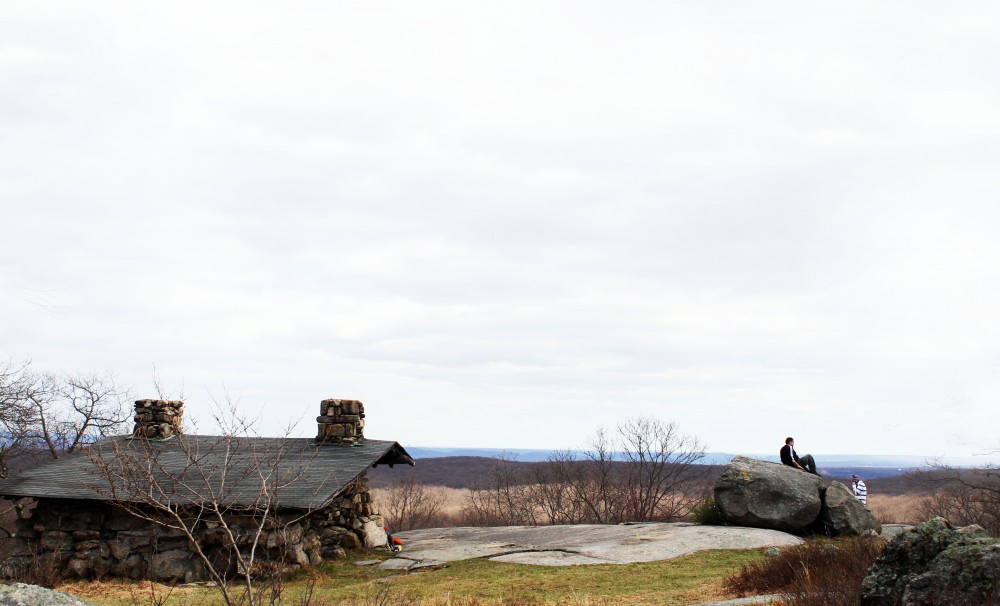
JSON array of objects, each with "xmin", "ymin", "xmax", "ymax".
[
  {"xmin": 316, "ymin": 399, "xmax": 365, "ymax": 445},
  {"xmin": 133, "ymin": 399, "xmax": 184, "ymax": 439}
]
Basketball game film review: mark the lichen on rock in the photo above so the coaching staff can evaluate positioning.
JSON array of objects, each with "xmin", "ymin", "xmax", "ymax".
[{"xmin": 861, "ymin": 517, "xmax": 1000, "ymax": 606}]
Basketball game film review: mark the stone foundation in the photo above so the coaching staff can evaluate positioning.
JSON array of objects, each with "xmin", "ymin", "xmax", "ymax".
[{"xmin": 10, "ymin": 475, "xmax": 382, "ymax": 582}]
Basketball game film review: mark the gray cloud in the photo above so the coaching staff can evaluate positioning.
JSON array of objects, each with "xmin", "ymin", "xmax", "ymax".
[{"xmin": 3, "ymin": 2, "xmax": 1000, "ymax": 458}]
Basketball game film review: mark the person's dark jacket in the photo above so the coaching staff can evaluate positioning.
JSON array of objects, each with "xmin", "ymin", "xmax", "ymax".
[{"xmin": 780, "ymin": 444, "xmax": 800, "ymax": 467}]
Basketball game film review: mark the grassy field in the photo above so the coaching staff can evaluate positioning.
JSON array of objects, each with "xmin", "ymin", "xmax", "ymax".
[{"xmin": 57, "ymin": 549, "xmax": 765, "ymax": 606}]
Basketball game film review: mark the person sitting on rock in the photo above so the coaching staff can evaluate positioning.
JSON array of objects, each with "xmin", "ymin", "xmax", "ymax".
[{"xmin": 780, "ymin": 437, "xmax": 818, "ymax": 475}]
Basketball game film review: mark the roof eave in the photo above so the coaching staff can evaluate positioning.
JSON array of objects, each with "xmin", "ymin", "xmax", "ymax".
[{"xmin": 371, "ymin": 442, "xmax": 415, "ymax": 468}]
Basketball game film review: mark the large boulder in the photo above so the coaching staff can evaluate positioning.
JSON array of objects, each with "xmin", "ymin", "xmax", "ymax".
[
  {"xmin": 820, "ymin": 481, "xmax": 881, "ymax": 536},
  {"xmin": 714, "ymin": 456, "xmax": 825, "ymax": 533},
  {"xmin": 861, "ymin": 517, "xmax": 1000, "ymax": 605}
]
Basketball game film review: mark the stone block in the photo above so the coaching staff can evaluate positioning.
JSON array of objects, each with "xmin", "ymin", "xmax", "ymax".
[
  {"xmin": 40, "ymin": 531, "xmax": 73, "ymax": 552},
  {"xmin": 150, "ymin": 549, "xmax": 196, "ymax": 583},
  {"xmin": 106, "ymin": 514, "xmax": 146, "ymax": 531},
  {"xmin": 68, "ymin": 556, "xmax": 94, "ymax": 578},
  {"xmin": 323, "ymin": 424, "xmax": 346, "ymax": 438},
  {"xmin": 119, "ymin": 530, "xmax": 153, "ymax": 550},
  {"xmin": 340, "ymin": 532, "xmax": 361, "ymax": 550},
  {"xmin": 107, "ymin": 539, "xmax": 129, "ymax": 561},
  {"xmin": 74, "ymin": 540, "xmax": 101, "ymax": 551},
  {"xmin": 317, "ymin": 415, "xmax": 361, "ymax": 424}
]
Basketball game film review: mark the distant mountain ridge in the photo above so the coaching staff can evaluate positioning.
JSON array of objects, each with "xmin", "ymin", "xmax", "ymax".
[{"xmin": 402, "ymin": 446, "xmax": 998, "ymax": 469}]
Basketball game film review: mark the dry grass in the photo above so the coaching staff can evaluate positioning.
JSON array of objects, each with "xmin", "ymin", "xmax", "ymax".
[
  {"xmin": 867, "ymin": 493, "xmax": 924, "ymax": 525},
  {"xmin": 58, "ymin": 580, "xmax": 197, "ymax": 601},
  {"xmin": 724, "ymin": 536, "xmax": 885, "ymax": 606},
  {"xmin": 58, "ymin": 549, "xmax": 763, "ymax": 606}
]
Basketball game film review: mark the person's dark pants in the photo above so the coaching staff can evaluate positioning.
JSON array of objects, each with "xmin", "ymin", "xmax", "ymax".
[{"xmin": 799, "ymin": 454, "xmax": 817, "ymax": 474}]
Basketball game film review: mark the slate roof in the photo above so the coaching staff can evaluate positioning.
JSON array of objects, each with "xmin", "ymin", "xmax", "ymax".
[{"xmin": 0, "ymin": 435, "xmax": 413, "ymax": 510}]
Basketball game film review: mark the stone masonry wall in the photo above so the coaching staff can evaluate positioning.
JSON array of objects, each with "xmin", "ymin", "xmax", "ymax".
[
  {"xmin": 316, "ymin": 399, "xmax": 365, "ymax": 445},
  {"xmin": 10, "ymin": 475, "xmax": 383, "ymax": 583},
  {"xmin": 132, "ymin": 400, "xmax": 184, "ymax": 440}
]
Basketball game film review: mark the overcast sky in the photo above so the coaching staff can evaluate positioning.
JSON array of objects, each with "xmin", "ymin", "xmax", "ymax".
[{"xmin": 3, "ymin": 2, "xmax": 1000, "ymax": 458}]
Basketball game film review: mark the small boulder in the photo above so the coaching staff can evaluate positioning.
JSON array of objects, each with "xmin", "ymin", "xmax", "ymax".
[
  {"xmin": 820, "ymin": 481, "xmax": 881, "ymax": 536},
  {"xmin": 861, "ymin": 517, "xmax": 999, "ymax": 606},
  {"xmin": 714, "ymin": 456, "xmax": 825, "ymax": 533}
]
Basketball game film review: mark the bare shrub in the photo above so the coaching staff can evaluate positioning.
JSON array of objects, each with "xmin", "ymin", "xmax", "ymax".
[
  {"xmin": 377, "ymin": 477, "xmax": 448, "ymax": 531},
  {"xmin": 461, "ymin": 453, "xmax": 538, "ymax": 526},
  {"xmin": 689, "ymin": 494, "xmax": 726, "ymax": 525},
  {"xmin": 0, "ymin": 549, "xmax": 68, "ymax": 587},
  {"xmin": 725, "ymin": 536, "xmax": 885, "ymax": 606}
]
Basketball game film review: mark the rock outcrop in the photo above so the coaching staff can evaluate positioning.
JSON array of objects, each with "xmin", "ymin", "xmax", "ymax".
[
  {"xmin": 861, "ymin": 517, "xmax": 1000, "ymax": 606},
  {"xmin": 714, "ymin": 456, "xmax": 880, "ymax": 536},
  {"xmin": 0, "ymin": 584, "xmax": 93, "ymax": 606}
]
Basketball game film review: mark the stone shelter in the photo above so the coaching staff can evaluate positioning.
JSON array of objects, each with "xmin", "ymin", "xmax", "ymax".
[{"xmin": 0, "ymin": 398, "xmax": 413, "ymax": 582}]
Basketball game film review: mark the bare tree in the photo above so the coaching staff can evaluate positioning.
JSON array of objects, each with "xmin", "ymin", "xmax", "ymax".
[
  {"xmin": 539, "ymin": 418, "xmax": 707, "ymax": 524},
  {"xmin": 0, "ymin": 361, "xmax": 39, "ymax": 540},
  {"xmin": 918, "ymin": 464, "xmax": 1000, "ymax": 536},
  {"xmin": 462, "ymin": 417, "xmax": 707, "ymax": 526},
  {"xmin": 573, "ymin": 426, "xmax": 630, "ymax": 524},
  {"xmin": 0, "ymin": 362, "xmax": 130, "ymax": 540},
  {"xmin": 86, "ymin": 401, "xmax": 331, "ymax": 606},
  {"xmin": 616, "ymin": 416, "xmax": 707, "ymax": 522},
  {"xmin": 0, "ymin": 360, "xmax": 37, "ymax": 480},
  {"xmin": 526, "ymin": 450, "xmax": 591, "ymax": 525},
  {"xmin": 30, "ymin": 372, "xmax": 131, "ymax": 458},
  {"xmin": 0, "ymin": 360, "xmax": 130, "ymax": 470},
  {"xmin": 379, "ymin": 477, "xmax": 447, "ymax": 531}
]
